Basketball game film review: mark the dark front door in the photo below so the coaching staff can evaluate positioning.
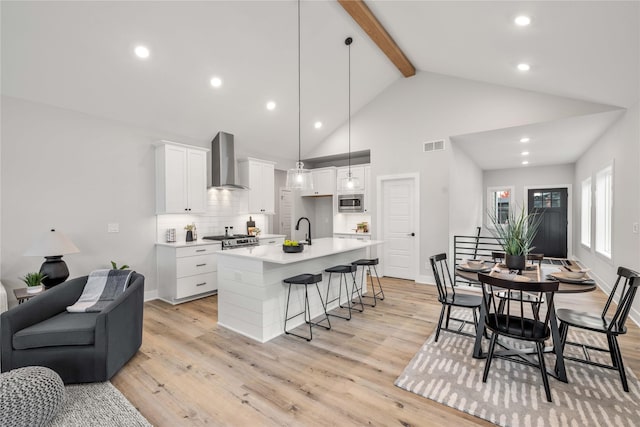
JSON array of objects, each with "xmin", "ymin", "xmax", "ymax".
[{"xmin": 528, "ymin": 188, "xmax": 568, "ymax": 258}]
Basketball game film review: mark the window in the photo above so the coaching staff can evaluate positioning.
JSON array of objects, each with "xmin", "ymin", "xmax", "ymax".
[
  {"xmin": 595, "ymin": 165, "xmax": 613, "ymax": 258},
  {"xmin": 581, "ymin": 178, "xmax": 591, "ymax": 247},
  {"xmin": 532, "ymin": 191, "xmax": 563, "ymax": 208},
  {"xmin": 487, "ymin": 187, "xmax": 513, "ymax": 227}
]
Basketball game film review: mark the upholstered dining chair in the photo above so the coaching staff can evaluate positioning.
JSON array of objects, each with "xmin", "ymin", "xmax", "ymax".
[
  {"xmin": 478, "ymin": 272, "xmax": 559, "ymax": 402},
  {"xmin": 557, "ymin": 266, "xmax": 639, "ymax": 392},
  {"xmin": 429, "ymin": 253, "xmax": 483, "ymax": 342}
]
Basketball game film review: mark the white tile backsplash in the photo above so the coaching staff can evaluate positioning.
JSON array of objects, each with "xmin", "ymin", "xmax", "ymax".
[
  {"xmin": 156, "ymin": 188, "xmax": 270, "ymax": 242},
  {"xmin": 333, "ymin": 213, "xmax": 371, "ymax": 234}
]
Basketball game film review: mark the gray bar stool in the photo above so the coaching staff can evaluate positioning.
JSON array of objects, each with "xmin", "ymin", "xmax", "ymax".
[
  {"xmin": 324, "ymin": 264, "xmax": 364, "ymax": 320},
  {"xmin": 352, "ymin": 258, "xmax": 384, "ymax": 307},
  {"xmin": 283, "ymin": 273, "xmax": 331, "ymax": 341}
]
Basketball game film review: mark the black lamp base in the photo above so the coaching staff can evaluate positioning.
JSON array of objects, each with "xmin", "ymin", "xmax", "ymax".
[{"xmin": 40, "ymin": 256, "xmax": 70, "ymax": 288}]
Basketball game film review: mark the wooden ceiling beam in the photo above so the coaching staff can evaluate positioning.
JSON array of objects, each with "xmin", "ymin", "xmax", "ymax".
[{"xmin": 338, "ymin": 0, "xmax": 416, "ymax": 78}]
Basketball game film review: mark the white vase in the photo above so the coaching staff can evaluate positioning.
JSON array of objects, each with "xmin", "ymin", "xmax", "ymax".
[{"xmin": 27, "ymin": 285, "xmax": 43, "ymax": 294}]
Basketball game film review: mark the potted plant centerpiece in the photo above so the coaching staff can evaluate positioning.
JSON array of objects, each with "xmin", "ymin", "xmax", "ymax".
[
  {"xmin": 21, "ymin": 272, "xmax": 47, "ymax": 293},
  {"xmin": 488, "ymin": 204, "xmax": 543, "ymax": 271}
]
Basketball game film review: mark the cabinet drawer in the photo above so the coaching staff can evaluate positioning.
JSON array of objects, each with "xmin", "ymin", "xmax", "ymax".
[
  {"xmin": 176, "ymin": 254, "xmax": 216, "ymax": 278},
  {"xmin": 176, "ymin": 273, "xmax": 217, "ymax": 299},
  {"xmin": 176, "ymin": 245, "xmax": 219, "ymax": 258}
]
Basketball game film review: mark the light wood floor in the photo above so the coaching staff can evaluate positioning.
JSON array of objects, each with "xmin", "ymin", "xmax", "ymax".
[{"xmin": 112, "ymin": 277, "xmax": 640, "ymax": 426}]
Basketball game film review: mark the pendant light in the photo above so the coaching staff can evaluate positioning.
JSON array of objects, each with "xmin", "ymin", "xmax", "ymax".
[
  {"xmin": 341, "ymin": 36, "xmax": 360, "ymax": 192},
  {"xmin": 286, "ymin": 0, "xmax": 313, "ymax": 190}
]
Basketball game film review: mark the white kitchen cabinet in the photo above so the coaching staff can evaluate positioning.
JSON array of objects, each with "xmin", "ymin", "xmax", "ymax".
[
  {"xmin": 155, "ymin": 141, "xmax": 208, "ymax": 214},
  {"xmin": 238, "ymin": 158, "xmax": 276, "ymax": 214},
  {"xmin": 336, "ymin": 165, "xmax": 366, "ymax": 193},
  {"xmin": 258, "ymin": 235, "xmax": 285, "ymax": 246},
  {"xmin": 302, "ymin": 167, "xmax": 336, "ymax": 197},
  {"xmin": 156, "ymin": 242, "xmax": 220, "ymax": 304}
]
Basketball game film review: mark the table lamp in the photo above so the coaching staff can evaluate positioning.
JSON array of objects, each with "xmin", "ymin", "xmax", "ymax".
[{"xmin": 24, "ymin": 229, "xmax": 80, "ymax": 288}]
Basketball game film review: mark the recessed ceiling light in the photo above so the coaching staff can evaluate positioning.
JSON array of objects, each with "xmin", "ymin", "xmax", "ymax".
[
  {"xmin": 517, "ymin": 63, "xmax": 531, "ymax": 72},
  {"xmin": 210, "ymin": 77, "xmax": 222, "ymax": 88},
  {"xmin": 522, "ymin": 160, "xmax": 529, "ymax": 165},
  {"xmin": 134, "ymin": 45, "xmax": 150, "ymax": 59},
  {"xmin": 314, "ymin": 121, "xmax": 322, "ymax": 129},
  {"xmin": 520, "ymin": 137, "xmax": 530, "ymax": 143},
  {"xmin": 514, "ymin": 15, "xmax": 531, "ymax": 26},
  {"xmin": 521, "ymin": 151, "xmax": 529, "ymax": 156},
  {"xmin": 266, "ymin": 101, "xmax": 276, "ymax": 111}
]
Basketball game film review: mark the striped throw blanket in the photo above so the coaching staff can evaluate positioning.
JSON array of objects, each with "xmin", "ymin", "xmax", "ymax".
[{"xmin": 67, "ymin": 269, "xmax": 133, "ymax": 313}]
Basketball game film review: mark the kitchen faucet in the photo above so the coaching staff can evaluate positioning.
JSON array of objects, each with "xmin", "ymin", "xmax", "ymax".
[{"xmin": 295, "ymin": 217, "xmax": 312, "ymax": 245}]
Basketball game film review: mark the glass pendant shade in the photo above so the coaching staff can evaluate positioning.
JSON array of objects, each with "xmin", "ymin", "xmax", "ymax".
[
  {"xmin": 340, "ymin": 172, "xmax": 360, "ymax": 191},
  {"xmin": 286, "ymin": 161, "xmax": 313, "ymax": 190}
]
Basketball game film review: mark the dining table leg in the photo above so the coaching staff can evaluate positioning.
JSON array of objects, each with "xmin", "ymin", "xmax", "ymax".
[
  {"xmin": 549, "ymin": 297, "xmax": 568, "ymax": 383},
  {"xmin": 472, "ymin": 293, "xmax": 488, "ymax": 359}
]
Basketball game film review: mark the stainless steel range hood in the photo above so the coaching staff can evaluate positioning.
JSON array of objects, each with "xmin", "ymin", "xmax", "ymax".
[{"xmin": 210, "ymin": 131, "xmax": 249, "ymax": 190}]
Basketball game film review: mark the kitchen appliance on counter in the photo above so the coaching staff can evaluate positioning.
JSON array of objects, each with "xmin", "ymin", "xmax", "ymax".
[
  {"xmin": 338, "ymin": 194, "xmax": 364, "ymax": 213},
  {"xmin": 202, "ymin": 234, "xmax": 259, "ymax": 250}
]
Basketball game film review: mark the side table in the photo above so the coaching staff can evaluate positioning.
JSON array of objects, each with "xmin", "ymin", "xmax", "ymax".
[{"xmin": 13, "ymin": 287, "xmax": 46, "ymax": 304}]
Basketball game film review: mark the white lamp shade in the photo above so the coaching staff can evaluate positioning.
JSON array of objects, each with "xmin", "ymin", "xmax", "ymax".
[
  {"xmin": 286, "ymin": 162, "xmax": 313, "ymax": 190},
  {"xmin": 24, "ymin": 229, "xmax": 80, "ymax": 257}
]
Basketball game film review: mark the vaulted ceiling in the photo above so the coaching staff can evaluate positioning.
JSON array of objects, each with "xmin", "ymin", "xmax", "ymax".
[{"xmin": 2, "ymin": 1, "xmax": 638, "ymax": 166}]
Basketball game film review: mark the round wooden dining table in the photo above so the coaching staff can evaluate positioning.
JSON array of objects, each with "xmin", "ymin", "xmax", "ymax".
[{"xmin": 455, "ymin": 263, "xmax": 597, "ymax": 383}]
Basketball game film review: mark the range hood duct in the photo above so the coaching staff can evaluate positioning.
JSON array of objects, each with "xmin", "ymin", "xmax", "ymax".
[{"xmin": 210, "ymin": 131, "xmax": 249, "ymax": 190}]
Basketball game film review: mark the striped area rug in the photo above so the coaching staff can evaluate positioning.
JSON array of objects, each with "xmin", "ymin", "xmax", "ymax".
[{"xmin": 395, "ymin": 313, "xmax": 640, "ymax": 427}]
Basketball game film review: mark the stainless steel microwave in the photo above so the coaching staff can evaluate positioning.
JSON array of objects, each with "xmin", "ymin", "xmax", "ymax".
[{"xmin": 338, "ymin": 194, "xmax": 364, "ymax": 213}]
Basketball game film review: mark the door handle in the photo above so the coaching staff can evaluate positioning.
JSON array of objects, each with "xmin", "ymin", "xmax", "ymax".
[{"xmin": 408, "ymin": 232, "xmax": 415, "ymax": 237}]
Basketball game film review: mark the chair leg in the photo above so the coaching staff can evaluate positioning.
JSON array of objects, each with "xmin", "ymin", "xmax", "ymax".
[
  {"xmin": 445, "ymin": 305, "xmax": 452, "ymax": 329},
  {"xmin": 324, "ymin": 272, "xmax": 333, "ymax": 311},
  {"xmin": 532, "ymin": 302, "xmax": 541, "ymax": 321},
  {"xmin": 610, "ymin": 336, "xmax": 629, "ymax": 392},
  {"xmin": 304, "ymin": 285, "xmax": 312, "ymax": 341},
  {"xmin": 607, "ymin": 335, "xmax": 619, "ymax": 368},
  {"xmin": 472, "ymin": 308, "xmax": 479, "ymax": 334},
  {"xmin": 536, "ymin": 342, "xmax": 552, "ymax": 402},
  {"xmin": 284, "ymin": 283, "xmax": 293, "ymax": 335},
  {"xmin": 327, "ymin": 273, "xmax": 352, "ymax": 321},
  {"xmin": 314, "ymin": 283, "xmax": 331, "ymax": 331},
  {"xmin": 339, "ymin": 273, "xmax": 352, "ymax": 320},
  {"xmin": 367, "ymin": 266, "xmax": 378, "ymax": 307},
  {"xmin": 482, "ymin": 332, "xmax": 498, "ymax": 383},
  {"xmin": 350, "ymin": 271, "xmax": 364, "ymax": 312},
  {"xmin": 372, "ymin": 265, "xmax": 384, "ymax": 300},
  {"xmin": 435, "ymin": 305, "xmax": 446, "ymax": 342}
]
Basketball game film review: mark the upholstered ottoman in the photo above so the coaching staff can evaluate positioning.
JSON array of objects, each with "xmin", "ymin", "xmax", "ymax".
[{"xmin": 0, "ymin": 366, "xmax": 65, "ymax": 426}]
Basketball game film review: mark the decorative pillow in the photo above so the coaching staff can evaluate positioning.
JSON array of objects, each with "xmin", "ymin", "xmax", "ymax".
[{"xmin": 67, "ymin": 269, "xmax": 133, "ymax": 313}]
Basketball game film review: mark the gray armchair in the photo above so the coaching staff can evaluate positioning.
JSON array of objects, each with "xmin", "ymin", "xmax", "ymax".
[{"xmin": 1, "ymin": 273, "xmax": 144, "ymax": 383}]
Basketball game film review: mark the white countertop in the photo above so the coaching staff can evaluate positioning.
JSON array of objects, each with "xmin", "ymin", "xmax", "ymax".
[
  {"xmin": 216, "ymin": 237, "xmax": 382, "ymax": 265},
  {"xmin": 256, "ymin": 234, "xmax": 286, "ymax": 240},
  {"xmin": 333, "ymin": 231, "xmax": 371, "ymax": 236},
  {"xmin": 155, "ymin": 240, "xmax": 222, "ymax": 248}
]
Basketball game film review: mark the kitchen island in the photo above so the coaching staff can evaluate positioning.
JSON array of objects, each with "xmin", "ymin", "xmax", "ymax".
[{"xmin": 216, "ymin": 237, "xmax": 383, "ymax": 342}]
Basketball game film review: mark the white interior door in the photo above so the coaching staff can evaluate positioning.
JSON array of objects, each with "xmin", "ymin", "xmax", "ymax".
[
  {"xmin": 279, "ymin": 189, "xmax": 292, "ymax": 239},
  {"xmin": 381, "ymin": 178, "xmax": 416, "ymax": 280}
]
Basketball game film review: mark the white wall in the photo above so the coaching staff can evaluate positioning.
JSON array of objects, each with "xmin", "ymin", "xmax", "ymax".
[
  {"xmin": 447, "ymin": 142, "xmax": 484, "ymax": 279},
  {"xmin": 574, "ymin": 104, "xmax": 640, "ymax": 318},
  {"xmin": 0, "ymin": 96, "xmax": 205, "ymax": 304},
  {"xmin": 307, "ymin": 71, "xmax": 614, "ymax": 279}
]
